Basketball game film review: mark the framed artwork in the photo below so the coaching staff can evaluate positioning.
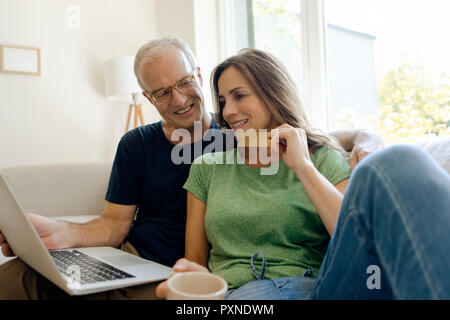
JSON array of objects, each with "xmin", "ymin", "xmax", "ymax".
[{"xmin": 0, "ymin": 45, "xmax": 41, "ymax": 76}]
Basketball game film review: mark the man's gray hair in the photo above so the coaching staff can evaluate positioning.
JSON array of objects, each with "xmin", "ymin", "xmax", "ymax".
[{"xmin": 134, "ymin": 36, "xmax": 197, "ymax": 91}]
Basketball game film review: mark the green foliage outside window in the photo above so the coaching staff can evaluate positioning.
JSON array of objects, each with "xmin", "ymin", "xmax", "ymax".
[
  {"xmin": 377, "ymin": 61, "xmax": 449, "ymax": 144},
  {"xmin": 252, "ymin": 0, "xmax": 449, "ymax": 145}
]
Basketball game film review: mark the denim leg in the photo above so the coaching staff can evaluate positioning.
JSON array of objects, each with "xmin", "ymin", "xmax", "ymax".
[
  {"xmin": 276, "ymin": 274, "xmax": 317, "ymax": 300},
  {"xmin": 225, "ymin": 279, "xmax": 282, "ymax": 300},
  {"xmin": 225, "ymin": 275, "xmax": 316, "ymax": 300},
  {"xmin": 311, "ymin": 145, "xmax": 450, "ymax": 299}
]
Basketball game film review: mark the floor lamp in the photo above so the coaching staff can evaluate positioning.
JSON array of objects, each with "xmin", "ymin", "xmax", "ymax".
[
  {"xmin": 125, "ymin": 93, "xmax": 145, "ymax": 133},
  {"xmin": 104, "ymin": 56, "xmax": 145, "ymax": 133}
]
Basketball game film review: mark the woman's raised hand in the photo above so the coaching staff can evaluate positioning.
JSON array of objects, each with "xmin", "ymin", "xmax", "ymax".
[{"xmin": 269, "ymin": 124, "xmax": 312, "ymax": 173}]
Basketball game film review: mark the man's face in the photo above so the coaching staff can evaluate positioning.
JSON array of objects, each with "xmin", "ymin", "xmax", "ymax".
[{"xmin": 138, "ymin": 47, "xmax": 205, "ymax": 131}]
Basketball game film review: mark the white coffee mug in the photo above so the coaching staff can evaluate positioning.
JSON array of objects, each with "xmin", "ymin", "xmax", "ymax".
[{"xmin": 166, "ymin": 271, "xmax": 228, "ymax": 300}]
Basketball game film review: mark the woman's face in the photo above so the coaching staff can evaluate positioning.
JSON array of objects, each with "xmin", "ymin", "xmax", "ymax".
[{"xmin": 218, "ymin": 66, "xmax": 277, "ymax": 133}]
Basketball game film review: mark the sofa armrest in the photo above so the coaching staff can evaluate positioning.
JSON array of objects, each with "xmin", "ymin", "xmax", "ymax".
[{"xmin": 54, "ymin": 215, "xmax": 101, "ymax": 224}]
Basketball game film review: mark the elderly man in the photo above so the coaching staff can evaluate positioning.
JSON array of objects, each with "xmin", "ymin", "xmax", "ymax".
[{"xmin": 0, "ymin": 37, "xmax": 377, "ymax": 299}]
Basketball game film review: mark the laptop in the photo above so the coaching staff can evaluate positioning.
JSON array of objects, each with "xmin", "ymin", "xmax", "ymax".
[{"xmin": 0, "ymin": 171, "xmax": 172, "ymax": 296}]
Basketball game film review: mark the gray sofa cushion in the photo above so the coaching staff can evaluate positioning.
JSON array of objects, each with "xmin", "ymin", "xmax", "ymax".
[{"xmin": 414, "ymin": 137, "xmax": 450, "ymax": 174}]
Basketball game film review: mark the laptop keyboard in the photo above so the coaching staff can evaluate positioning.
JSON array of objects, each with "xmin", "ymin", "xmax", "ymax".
[{"xmin": 50, "ymin": 250, "xmax": 135, "ymax": 285}]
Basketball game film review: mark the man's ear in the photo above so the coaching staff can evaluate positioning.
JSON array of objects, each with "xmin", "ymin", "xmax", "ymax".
[{"xmin": 196, "ymin": 66, "xmax": 203, "ymax": 87}]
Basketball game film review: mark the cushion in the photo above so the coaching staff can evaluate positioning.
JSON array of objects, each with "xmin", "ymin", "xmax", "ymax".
[{"xmin": 414, "ymin": 137, "xmax": 450, "ymax": 174}]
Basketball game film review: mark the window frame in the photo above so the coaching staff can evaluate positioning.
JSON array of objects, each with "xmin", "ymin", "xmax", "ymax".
[
  {"xmin": 219, "ymin": 0, "xmax": 330, "ymax": 130},
  {"xmin": 300, "ymin": 0, "xmax": 329, "ymax": 130}
]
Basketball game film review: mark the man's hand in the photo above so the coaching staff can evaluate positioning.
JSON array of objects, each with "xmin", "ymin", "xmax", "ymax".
[
  {"xmin": 0, "ymin": 231, "xmax": 15, "ymax": 257},
  {"xmin": 331, "ymin": 129, "xmax": 385, "ymax": 172},
  {"xmin": 155, "ymin": 258, "xmax": 210, "ymax": 299},
  {"xmin": 27, "ymin": 213, "xmax": 70, "ymax": 250},
  {"xmin": 0, "ymin": 213, "xmax": 67, "ymax": 257}
]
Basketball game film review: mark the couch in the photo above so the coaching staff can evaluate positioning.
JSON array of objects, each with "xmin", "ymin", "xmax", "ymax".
[{"xmin": 1, "ymin": 137, "xmax": 449, "ymax": 266}]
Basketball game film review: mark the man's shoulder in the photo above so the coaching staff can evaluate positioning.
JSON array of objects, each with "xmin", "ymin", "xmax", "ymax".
[{"xmin": 121, "ymin": 121, "xmax": 163, "ymax": 144}]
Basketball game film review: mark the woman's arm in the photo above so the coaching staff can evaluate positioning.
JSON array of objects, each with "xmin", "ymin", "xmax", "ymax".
[
  {"xmin": 293, "ymin": 163, "xmax": 348, "ymax": 235},
  {"xmin": 185, "ymin": 191, "xmax": 210, "ymax": 268},
  {"xmin": 270, "ymin": 124, "xmax": 349, "ymax": 236}
]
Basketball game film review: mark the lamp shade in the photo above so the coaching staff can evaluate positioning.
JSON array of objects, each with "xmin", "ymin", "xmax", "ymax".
[{"xmin": 104, "ymin": 55, "xmax": 141, "ymax": 101}]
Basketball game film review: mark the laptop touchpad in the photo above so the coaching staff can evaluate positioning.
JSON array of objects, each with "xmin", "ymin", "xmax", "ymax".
[{"xmin": 100, "ymin": 254, "xmax": 149, "ymax": 267}]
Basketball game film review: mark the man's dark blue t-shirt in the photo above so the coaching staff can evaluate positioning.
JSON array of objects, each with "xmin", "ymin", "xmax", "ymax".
[{"xmin": 105, "ymin": 115, "xmax": 231, "ymax": 266}]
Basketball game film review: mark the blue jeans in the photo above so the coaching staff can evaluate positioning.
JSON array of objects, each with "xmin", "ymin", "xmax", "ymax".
[
  {"xmin": 226, "ymin": 145, "xmax": 450, "ymax": 300},
  {"xmin": 225, "ymin": 273, "xmax": 316, "ymax": 300},
  {"xmin": 225, "ymin": 251, "xmax": 316, "ymax": 300},
  {"xmin": 311, "ymin": 145, "xmax": 450, "ymax": 299}
]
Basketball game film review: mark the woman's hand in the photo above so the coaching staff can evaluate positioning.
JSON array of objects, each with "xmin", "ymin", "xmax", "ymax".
[
  {"xmin": 156, "ymin": 258, "xmax": 210, "ymax": 299},
  {"xmin": 269, "ymin": 124, "xmax": 312, "ymax": 173},
  {"xmin": 270, "ymin": 124, "xmax": 349, "ymax": 235}
]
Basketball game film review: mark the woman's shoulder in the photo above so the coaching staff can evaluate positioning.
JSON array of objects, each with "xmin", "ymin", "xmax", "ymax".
[
  {"xmin": 311, "ymin": 146, "xmax": 349, "ymax": 171},
  {"xmin": 311, "ymin": 146, "xmax": 350, "ymax": 184}
]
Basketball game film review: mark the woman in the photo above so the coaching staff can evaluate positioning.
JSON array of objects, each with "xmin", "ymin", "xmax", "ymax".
[{"xmin": 182, "ymin": 48, "xmax": 350, "ymax": 300}]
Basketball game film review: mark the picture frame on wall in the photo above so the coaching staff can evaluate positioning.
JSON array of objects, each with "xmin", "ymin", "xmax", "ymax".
[{"xmin": 0, "ymin": 45, "xmax": 41, "ymax": 76}]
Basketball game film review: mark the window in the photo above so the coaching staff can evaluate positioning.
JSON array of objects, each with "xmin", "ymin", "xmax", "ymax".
[
  {"xmin": 324, "ymin": 0, "xmax": 449, "ymax": 144},
  {"xmin": 246, "ymin": 0, "xmax": 329, "ymax": 129},
  {"xmin": 249, "ymin": 0, "xmax": 303, "ymax": 90},
  {"xmin": 236, "ymin": 0, "xmax": 449, "ymax": 143}
]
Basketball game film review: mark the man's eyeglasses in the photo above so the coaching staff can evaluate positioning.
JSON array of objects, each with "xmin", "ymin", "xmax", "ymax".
[{"xmin": 148, "ymin": 70, "xmax": 197, "ymax": 105}]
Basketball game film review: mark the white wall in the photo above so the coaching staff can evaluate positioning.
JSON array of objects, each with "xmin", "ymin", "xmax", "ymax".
[
  {"xmin": 194, "ymin": 0, "xmax": 221, "ymax": 113},
  {"xmin": 0, "ymin": 0, "xmax": 161, "ymax": 167},
  {"xmin": 155, "ymin": 0, "xmax": 221, "ymax": 113},
  {"xmin": 155, "ymin": 0, "xmax": 196, "ymax": 51},
  {"xmin": 0, "ymin": 0, "xmax": 223, "ymax": 167}
]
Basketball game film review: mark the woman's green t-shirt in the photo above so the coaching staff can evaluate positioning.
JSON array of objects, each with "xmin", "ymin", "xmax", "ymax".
[{"xmin": 183, "ymin": 146, "xmax": 350, "ymax": 289}]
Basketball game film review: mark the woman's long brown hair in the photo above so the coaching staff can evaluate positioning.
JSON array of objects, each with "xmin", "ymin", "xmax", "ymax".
[{"xmin": 211, "ymin": 48, "xmax": 347, "ymax": 156}]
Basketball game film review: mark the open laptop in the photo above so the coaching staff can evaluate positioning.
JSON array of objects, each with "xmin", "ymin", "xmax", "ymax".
[{"xmin": 0, "ymin": 171, "xmax": 172, "ymax": 296}]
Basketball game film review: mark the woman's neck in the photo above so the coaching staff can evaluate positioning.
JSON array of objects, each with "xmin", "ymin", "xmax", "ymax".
[{"xmin": 238, "ymin": 146, "xmax": 282, "ymax": 168}]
